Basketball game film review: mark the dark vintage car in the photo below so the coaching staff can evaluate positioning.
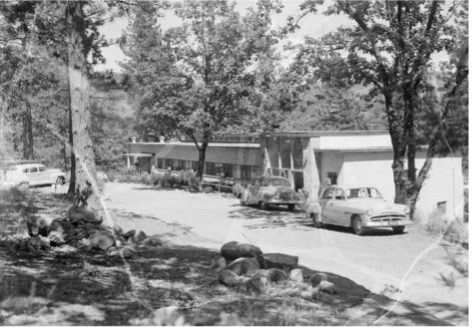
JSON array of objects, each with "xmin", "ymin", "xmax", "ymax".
[{"xmin": 239, "ymin": 176, "xmax": 299, "ymax": 211}]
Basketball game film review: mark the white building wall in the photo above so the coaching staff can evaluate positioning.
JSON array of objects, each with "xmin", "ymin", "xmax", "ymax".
[
  {"xmin": 318, "ymin": 134, "xmax": 392, "ymax": 150},
  {"xmin": 340, "ymin": 152, "xmax": 395, "ymax": 202},
  {"xmin": 338, "ymin": 152, "xmax": 464, "ymax": 220},
  {"xmin": 414, "ymin": 156, "xmax": 464, "ymax": 221}
]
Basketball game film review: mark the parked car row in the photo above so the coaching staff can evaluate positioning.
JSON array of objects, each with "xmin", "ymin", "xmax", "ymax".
[
  {"xmin": 238, "ymin": 176, "xmax": 412, "ymax": 235},
  {"xmin": 0, "ymin": 163, "xmax": 67, "ymax": 189}
]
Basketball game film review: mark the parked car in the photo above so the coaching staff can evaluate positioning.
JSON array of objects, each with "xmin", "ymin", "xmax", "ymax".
[
  {"xmin": 3, "ymin": 163, "xmax": 67, "ymax": 188},
  {"xmin": 307, "ymin": 185, "xmax": 412, "ymax": 235},
  {"xmin": 0, "ymin": 166, "xmax": 29, "ymax": 189},
  {"xmin": 239, "ymin": 176, "xmax": 299, "ymax": 211}
]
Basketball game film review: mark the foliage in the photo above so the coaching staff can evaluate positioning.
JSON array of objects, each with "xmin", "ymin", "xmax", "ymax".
[
  {"xmin": 120, "ymin": 0, "xmax": 282, "ymax": 178},
  {"xmin": 292, "ymin": 0, "xmax": 468, "ymax": 212}
]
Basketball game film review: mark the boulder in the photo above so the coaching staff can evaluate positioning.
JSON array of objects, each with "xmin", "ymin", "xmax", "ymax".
[
  {"xmin": 123, "ymin": 229, "xmax": 136, "ymax": 239},
  {"xmin": 135, "ymin": 230, "xmax": 147, "ymax": 242},
  {"xmin": 318, "ymin": 280, "xmax": 337, "ymax": 295},
  {"xmin": 219, "ymin": 269, "xmax": 262, "ymax": 294},
  {"xmin": 68, "ymin": 205, "xmax": 102, "ymax": 225},
  {"xmin": 48, "ymin": 218, "xmax": 76, "ymax": 243},
  {"xmin": 89, "ymin": 230, "xmax": 116, "ymax": 251},
  {"xmin": 140, "ymin": 236, "xmax": 163, "ymax": 248},
  {"xmin": 210, "ymin": 257, "xmax": 227, "ymax": 270},
  {"xmin": 262, "ymin": 253, "xmax": 298, "ymax": 272},
  {"xmin": 121, "ymin": 246, "xmax": 135, "ymax": 259},
  {"xmin": 27, "ymin": 236, "xmax": 50, "ymax": 250},
  {"xmin": 26, "ymin": 216, "xmax": 49, "ymax": 237},
  {"xmin": 308, "ymin": 272, "xmax": 328, "ymax": 287},
  {"xmin": 252, "ymin": 268, "xmax": 288, "ymax": 284},
  {"xmin": 220, "ymin": 241, "xmax": 264, "ymax": 265},
  {"xmin": 289, "ymin": 268, "xmax": 304, "ymax": 283},
  {"xmin": 224, "ymin": 257, "xmax": 260, "ymax": 276}
]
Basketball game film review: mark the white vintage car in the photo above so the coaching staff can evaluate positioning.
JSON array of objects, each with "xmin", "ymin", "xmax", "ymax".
[
  {"xmin": 2, "ymin": 163, "xmax": 66, "ymax": 188},
  {"xmin": 307, "ymin": 185, "xmax": 412, "ymax": 235},
  {"xmin": 239, "ymin": 176, "xmax": 300, "ymax": 211}
]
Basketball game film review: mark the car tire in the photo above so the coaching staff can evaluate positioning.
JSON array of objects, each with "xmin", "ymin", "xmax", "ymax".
[
  {"xmin": 18, "ymin": 182, "xmax": 29, "ymax": 190},
  {"xmin": 392, "ymin": 226, "xmax": 405, "ymax": 234},
  {"xmin": 259, "ymin": 201, "xmax": 268, "ymax": 210},
  {"xmin": 287, "ymin": 203, "xmax": 295, "ymax": 211},
  {"xmin": 56, "ymin": 176, "xmax": 66, "ymax": 185},
  {"xmin": 312, "ymin": 213, "xmax": 323, "ymax": 228},
  {"xmin": 352, "ymin": 215, "xmax": 365, "ymax": 236}
]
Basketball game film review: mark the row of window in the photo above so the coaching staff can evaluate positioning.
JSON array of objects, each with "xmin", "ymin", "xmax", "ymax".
[{"xmin": 156, "ymin": 158, "xmax": 259, "ymax": 180}]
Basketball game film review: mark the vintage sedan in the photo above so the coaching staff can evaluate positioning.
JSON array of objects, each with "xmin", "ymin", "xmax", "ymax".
[
  {"xmin": 239, "ymin": 176, "xmax": 299, "ymax": 211},
  {"xmin": 308, "ymin": 185, "xmax": 412, "ymax": 235},
  {"xmin": 4, "ymin": 163, "xmax": 67, "ymax": 188}
]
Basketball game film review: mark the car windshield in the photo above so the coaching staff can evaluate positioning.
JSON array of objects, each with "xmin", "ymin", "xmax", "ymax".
[
  {"xmin": 346, "ymin": 188, "xmax": 383, "ymax": 199},
  {"xmin": 262, "ymin": 178, "xmax": 290, "ymax": 187}
]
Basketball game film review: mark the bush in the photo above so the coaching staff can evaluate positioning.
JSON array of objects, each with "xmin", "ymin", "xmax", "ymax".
[{"xmin": 421, "ymin": 209, "xmax": 468, "ymax": 245}]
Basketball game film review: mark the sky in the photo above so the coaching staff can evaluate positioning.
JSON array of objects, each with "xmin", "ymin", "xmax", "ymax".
[{"xmin": 95, "ymin": 0, "xmax": 353, "ymax": 72}]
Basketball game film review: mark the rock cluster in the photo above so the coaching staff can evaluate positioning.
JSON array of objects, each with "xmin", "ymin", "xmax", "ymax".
[
  {"xmin": 216, "ymin": 241, "xmax": 338, "ymax": 297},
  {"xmin": 25, "ymin": 205, "xmax": 162, "ymax": 257}
]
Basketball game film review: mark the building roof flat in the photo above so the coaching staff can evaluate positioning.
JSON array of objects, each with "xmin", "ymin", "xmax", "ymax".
[
  {"xmin": 131, "ymin": 142, "xmax": 260, "ymax": 148},
  {"xmin": 265, "ymin": 130, "xmax": 389, "ymax": 138}
]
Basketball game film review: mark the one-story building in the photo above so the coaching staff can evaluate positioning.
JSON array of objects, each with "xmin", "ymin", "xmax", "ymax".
[{"xmin": 126, "ymin": 131, "xmax": 464, "ymax": 219}]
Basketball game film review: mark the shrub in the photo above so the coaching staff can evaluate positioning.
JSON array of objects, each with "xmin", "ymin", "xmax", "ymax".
[{"xmin": 149, "ymin": 172, "xmax": 163, "ymax": 186}]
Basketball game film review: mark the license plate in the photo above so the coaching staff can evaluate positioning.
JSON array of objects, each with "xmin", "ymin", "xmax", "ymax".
[{"xmin": 389, "ymin": 220, "xmax": 399, "ymax": 226}]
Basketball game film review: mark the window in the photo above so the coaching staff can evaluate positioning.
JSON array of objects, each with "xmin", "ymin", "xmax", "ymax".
[
  {"xmin": 39, "ymin": 166, "xmax": 46, "ymax": 172},
  {"xmin": 280, "ymin": 138, "xmax": 292, "ymax": 168},
  {"xmin": 29, "ymin": 167, "xmax": 38, "ymax": 173},
  {"xmin": 157, "ymin": 158, "xmax": 164, "ymax": 169},
  {"xmin": 222, "ymin": 164, "xmax": 233, "ymax": 178},
  {"xmin": 293, "ymin": 171, "xmax": 304, "ymax": 191},
  {"xmin": 293, "ymin": 138, "xmax": 304, "ymax": 169},
  {"xmin": 176, "ymin": 160, "xmax": 186, "ymax": 170},
  {"xmin": 327, "ymin": 172, "xmax": 338, "ymax": 185},
  {"xmin": 334, "ymin": 188, "xmax": 346, "ymax": 200},
  {"xmin": 22, "ymin": 168, "xmax": 29, "ymax": 173},
  {"xmin": 321, "ymin": 187, "xmax": 334, "ymax": 199},
  {"xmin": 206, "ymin": 162, "xmax": 216, "ymax": 175}
]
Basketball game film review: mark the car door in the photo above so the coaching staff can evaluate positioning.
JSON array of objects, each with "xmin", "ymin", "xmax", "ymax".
[
  {"xmin": 319, "ymin": 187, "xmax": 335, "ymax": 223},
  {"xmin": 27, "ymin": 166, "xmax": 40, "ymax": 186},
  {"xmin": 38, "ymin": 166, "xmax": 49, "ymax": 185},
  {"xmin": 329, "ymin": 188, "xmax": 350, "ymax": 226}
]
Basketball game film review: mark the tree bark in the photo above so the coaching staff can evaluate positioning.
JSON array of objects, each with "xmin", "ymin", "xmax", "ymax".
[
  {"xmin": 65, "ymin": 1, "xmax": 101, "ymax": 213},
  {"xmin": 22, "ymin": 101, "xmax": 34, "ymax": 160},
  {"xmin": 197, "ymin": 140, "xmax": 208, "ymax": 180}
]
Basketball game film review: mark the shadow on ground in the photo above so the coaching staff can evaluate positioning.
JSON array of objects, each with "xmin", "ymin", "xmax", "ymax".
[{"xmin": 0, "ymin": 240, "xmax": 454, "ymax": 326}]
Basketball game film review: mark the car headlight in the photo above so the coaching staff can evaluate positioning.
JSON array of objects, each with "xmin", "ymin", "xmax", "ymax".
[
  {"xmin": 404, "ymin": 206, "xmax": 410, "ymax": 215},
  {"xmin": 365, "ymin": 209, "xmax": 373, "ymax": 216}
]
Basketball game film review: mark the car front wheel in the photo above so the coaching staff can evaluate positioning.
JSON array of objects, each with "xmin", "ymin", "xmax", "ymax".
[
  {"xmin": 352, "ymin": 215, "xmax": 365, "ymax": 236},
  {"xmin": 392, "ymin": 226, "xmax": 405, "ymax": 234},
  {"xmin": 56, "ymin": 176, "xmax": 66, "ymax": 185},
  {"xmin": 312, "ymin": 213, "xmax": 323, "ymax": 228}
]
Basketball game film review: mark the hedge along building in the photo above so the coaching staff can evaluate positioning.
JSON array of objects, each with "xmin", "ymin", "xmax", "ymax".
[{"xmin": 126, "ymin": 130, "xmax": 464, "ymax": 219}]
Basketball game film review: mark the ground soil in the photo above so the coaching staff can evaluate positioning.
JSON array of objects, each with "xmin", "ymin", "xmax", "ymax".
[{"xmin": 0, "ymin": 182, "xmax": 468, "ymax": 326}]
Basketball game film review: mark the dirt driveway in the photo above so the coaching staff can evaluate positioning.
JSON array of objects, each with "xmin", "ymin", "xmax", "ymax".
[{"xmin": 93, "ymin": 182, "xmax": 467, "ymax": 325}]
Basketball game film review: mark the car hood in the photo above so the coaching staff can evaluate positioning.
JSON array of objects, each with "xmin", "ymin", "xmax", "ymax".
[{"xmin": 343, "ymin": 198, "xmax": 407, "ymax": 214}]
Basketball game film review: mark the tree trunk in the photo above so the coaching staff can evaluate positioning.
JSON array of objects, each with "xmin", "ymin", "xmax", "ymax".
[
  {"xmin": 197, "ymin": 141, "xmax": 208, "ymax": 180},
  {"xmin": 66, "ymin": 1, "xmax": 101, "ymax": 213},
  {"xmin": 22, "ymin": 101, "xmax": 34, "ymax": 160}
]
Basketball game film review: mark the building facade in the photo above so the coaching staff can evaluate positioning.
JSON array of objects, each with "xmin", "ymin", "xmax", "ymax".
[{"xmin": 126, "ymin": 131, "xmax": 464, "ymax": 219}]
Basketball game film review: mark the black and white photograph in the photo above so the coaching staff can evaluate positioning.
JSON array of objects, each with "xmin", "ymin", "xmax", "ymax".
[{"xmin": 0, "ymin": 0, "xmax": 468, "ymax": 326}]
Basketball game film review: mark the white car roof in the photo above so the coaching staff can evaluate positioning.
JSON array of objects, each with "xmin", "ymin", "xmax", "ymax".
[
  {"xmin": 16, "ymin": 163, "xmax": 45, "ymax": 168},
  {"xmin": 324, "ymin": 185, "xmax": 379, "ymax": 190}
]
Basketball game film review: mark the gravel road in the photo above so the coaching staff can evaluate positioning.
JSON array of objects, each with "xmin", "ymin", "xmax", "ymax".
[{"xmin": 95, "ymin": 182, "xmax": 467, "ymax": 325}]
